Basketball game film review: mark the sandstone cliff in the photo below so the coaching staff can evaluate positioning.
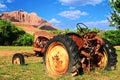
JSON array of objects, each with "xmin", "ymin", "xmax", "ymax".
[{"xmin": 0, "ymin": 10, "xmax": 57, "ymax": 34}]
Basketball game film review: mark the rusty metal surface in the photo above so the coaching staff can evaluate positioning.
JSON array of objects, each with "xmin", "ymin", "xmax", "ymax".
[
  {"xmin": 22, "ymin": 53, "xmax": 36, "ymax": 57},
  {"xmin": 80, "ymin": 32, "xmax": 104, "ymax": 72},
  {"xmin": 33, "ymin": 31, "xmax": 56, "ymax": 53},
  {"xmin": 34, "ymin": 31, "xmax": 56, "ymax": 41},
  {"xmin": 66, "ymin": 33, "xmax": 84, "ymax": 50}
]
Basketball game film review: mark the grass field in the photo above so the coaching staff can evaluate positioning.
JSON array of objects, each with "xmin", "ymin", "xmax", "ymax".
[{"xmin": 0, "ymin": 46, "xmax": 120, "ymax": 80}]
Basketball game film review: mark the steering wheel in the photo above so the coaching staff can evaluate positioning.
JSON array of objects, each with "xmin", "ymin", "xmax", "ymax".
[{"xmin": 76, "ymin": 23, "xmax": 88, "ymax": 32}]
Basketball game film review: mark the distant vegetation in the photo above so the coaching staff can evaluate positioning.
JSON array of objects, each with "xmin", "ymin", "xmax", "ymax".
[
  {"xmin": 109, "ymin": 0, "xmax": 120, "ymax": 29},
  {"xmin": 43, "ymin": 29, "xmax": 63, "ymax": 34},
  {"xmin": 64, "ymin": 27, "xmax": 100, "ymax": 34},
  {"xmin": 13, "ymin": 33, "xmax": 33, "ymax": 46},
  {"xmin": 0, "ymin": 20, "xmax": 33, "ymax": 46},
  {"xmin": 0, "ymin": 19, "xmax": 120, "ymax": 46},
  {"xmin": 101, "ymin": 30, "xmax": 120, "ymax": 45}
]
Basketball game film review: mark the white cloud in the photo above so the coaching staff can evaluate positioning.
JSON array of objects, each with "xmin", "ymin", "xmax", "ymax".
[
  {"xmin": 0, "ymin": 0, "xmax": 14, "ymax": 11},
  {"xmin": 6, "ymin": 0, "xmax": 14, "ymax": 3},
  {"xmin": 49, "ymin": 18, "xmax": 61, "ymax": 24},
  {"xmin": 0, "ymin": 3, "xmax": 7, "ymax": 11},
  {"xmin": 48, "ymin": 18, "xmax": 61, "ymax": 28},
  {"xmin": 0, "ymin": 0, "xmax": 14, "ymax": 3},
  {"xmin": 85, "ymin": 20, "xmax": 108, "ymax": 25},
  {"xmin": 84, "ymin": 20, "xmax": 115, "ymax": 30},
  {"xmin": 58, "ymin": 10, "xmax": 88, "ymax": 20},
  {"xmin": 59, "ymin": 0, "xmax": 104, "ymax": 6}
]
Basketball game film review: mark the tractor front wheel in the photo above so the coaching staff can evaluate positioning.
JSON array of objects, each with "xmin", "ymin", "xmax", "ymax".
[{"xmin": 12, "ymin": 53, "xmax": 25, "ymax": 65}]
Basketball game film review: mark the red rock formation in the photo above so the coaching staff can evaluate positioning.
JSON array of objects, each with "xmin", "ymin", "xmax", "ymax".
[{"xmin": 0, "ymin": 10, "xmax": 57, "ymax": 31}]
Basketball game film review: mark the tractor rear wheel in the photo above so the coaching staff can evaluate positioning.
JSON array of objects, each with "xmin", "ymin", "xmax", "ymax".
[
  {"xmin": 12, "ymin": 53, "xmax": 25, "ymax": 65},
  {"xmin": 43, "ymin": 35, "xmax": 81, "ymax": 77},
  {"xmin": 94, "ymin": 39, "xmax": 117, "ymax": 70}
]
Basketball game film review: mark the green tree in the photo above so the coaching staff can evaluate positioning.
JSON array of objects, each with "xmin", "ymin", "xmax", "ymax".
[
  {"xmin": 0, "ymin": 20, "xmax": 25, "ymax": 45},
  {"xmin": 90, "ymin": 27, "xmax": 100, "ymax": 33},
  {"xmin": 64, "ymin": 28, "xmax": 70, "ymax": 34},
  {"xmin": 48, "ymin": 30, "xmax": 62, "ymax": 34},
  {"xmin": 64, "ymin": 27, "xmax": 91, "ymax": 35},
  {"xmin": 76, "ymin": 27, "xmax": 90, "ymax": 35},
  {"xmin": 101, "ymin": 30, "xmax": 120, "ymax": 45},
  {"xmin": 109, "ymin": 0, "xmax": 120, "ymax": 29},
  {"xmin": 13, "ymin": 33, "xmax": 33, "ymax": 46},
  {"xmin": 64, "ymin": 28, "xmax": 76, "ymax": 34}
]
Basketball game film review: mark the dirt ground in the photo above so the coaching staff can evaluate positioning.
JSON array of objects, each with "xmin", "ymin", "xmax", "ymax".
[
  {"xmin": 0, "ymin": 50, "xmax": 34, "ymax": 57},
  {"xmin": 0, "ymin": 51, "xmax": 15, "ymax": 56},
  {"xmin": 0, "ymin": 50, "xmax": 21, "ymax": 56}
]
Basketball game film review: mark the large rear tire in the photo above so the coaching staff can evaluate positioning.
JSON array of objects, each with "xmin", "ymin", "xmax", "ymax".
[
  {"xmin": 102, "ymin": 39, "xmax": 117, "ymax": 70},
  {"xmin": 93, "ymin": 39, "xmax": 117, "ymax": 70},
  {"xmin": 43, "ymin": 35, "xmax": 81, "ymax": 77}
]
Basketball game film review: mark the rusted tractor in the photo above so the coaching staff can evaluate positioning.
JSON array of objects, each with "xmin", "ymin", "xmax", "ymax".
[{"xmin": 12, "ymin": 23, "xmax": 117, "ymax": 77}]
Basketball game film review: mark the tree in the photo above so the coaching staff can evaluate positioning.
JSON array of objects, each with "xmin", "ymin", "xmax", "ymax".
[
  {"xmin": 48, "ymin": 30, "xmax": 62, "ymax": 34},
  {"xmin": 64, "ymin": 28, "xmax": 76, "ymax": 34},
  {"xmin": 13, "ymin": 33, "xmax": 33, "ymax": 46},
  {"xmin": 109, "ymin": 0, "xmax": 120, "ymax": 29},
  {"xmin": 0, "ymin": 20, "xmax": 25, "ymax": 45},
  {"xmin": 64, "ymin": 28, "xmax": 71, "ymax": 34},
  {"xmin": 101, "ymin": 30, "xmax": 120, "ymax": 45},
  {"xmin": 90, "ymin": 27, "xmax": 100, "ymax": 33}
]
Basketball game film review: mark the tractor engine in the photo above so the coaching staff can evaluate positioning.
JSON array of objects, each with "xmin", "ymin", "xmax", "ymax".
[
  {"xmin": 33, "ymin": 31, "xmax": 56, "ymax": 55},
  {"xmin": 80, "ymin": 32, "xmax": 104, "ymax": 72}
]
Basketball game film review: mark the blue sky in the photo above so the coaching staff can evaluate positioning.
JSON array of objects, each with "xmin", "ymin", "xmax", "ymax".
[{"xmin": 0, "ymin": 0, "xmax": 116, "ymax": 30}]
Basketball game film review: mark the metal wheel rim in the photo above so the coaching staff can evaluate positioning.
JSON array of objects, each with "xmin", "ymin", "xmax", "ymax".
[
  {"xmin": 97, "ymin": 49, "xmax": 108, "ymax": 70},
  {"xmin": 13, "ymin": 57, "xmax": 20, "ymax": 64},
  {"xmin": 46, "ymin": 42, "xmax": 69, "ymax": 76}
]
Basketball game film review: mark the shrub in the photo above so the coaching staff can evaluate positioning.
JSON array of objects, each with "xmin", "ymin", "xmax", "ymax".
[
  {"xmin": 13, "ymin": 33, "xmax": 33, "ymax": 46},
  {"xmin": 0, "ymin": 20, "xmax": 33, "ymax": 46},
  {"xmin": 0, "ymin": 20, "xmax": 25, "ymax": 45},
  {"xmin": 101, "ymin": 30, "xmax": 120, "ymax": 45}
]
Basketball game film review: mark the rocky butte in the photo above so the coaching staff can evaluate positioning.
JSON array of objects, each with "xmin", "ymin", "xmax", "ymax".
[{"xmin": 0, "ymin": 10, "xmax": 57, "ymax": 34}]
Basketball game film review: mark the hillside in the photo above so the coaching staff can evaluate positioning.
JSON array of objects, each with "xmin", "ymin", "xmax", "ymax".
[{"xmin": 0, "ymin": 10, "xmax": 57, "ymax": 34}]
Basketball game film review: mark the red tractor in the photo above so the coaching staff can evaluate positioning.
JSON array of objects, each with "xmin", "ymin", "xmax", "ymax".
[{"xmin": 12, "ymin": 23, "xmax": 117, "ymax": 77}]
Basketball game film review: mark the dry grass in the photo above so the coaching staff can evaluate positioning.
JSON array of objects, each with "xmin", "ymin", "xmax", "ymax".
[{"xmin": 0, "ymin": 46, "xmax": 34, "ymax": 56}]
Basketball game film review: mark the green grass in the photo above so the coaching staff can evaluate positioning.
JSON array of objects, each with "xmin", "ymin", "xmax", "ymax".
[{"xmin": 0, "ymin": 46, "xmax": 120, "ymax": 80}]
